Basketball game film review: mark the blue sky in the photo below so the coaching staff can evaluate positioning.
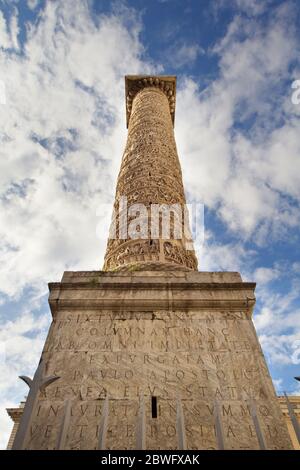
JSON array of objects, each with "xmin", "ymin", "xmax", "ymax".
[{"xmin": 0, "ymin": 0, "xmax": 300, "ymax": 447}]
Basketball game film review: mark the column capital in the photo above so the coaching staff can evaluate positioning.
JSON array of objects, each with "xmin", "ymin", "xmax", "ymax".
[{"xmin": 125, "ymin": 75, "xmax": 176, "ymax": 128}]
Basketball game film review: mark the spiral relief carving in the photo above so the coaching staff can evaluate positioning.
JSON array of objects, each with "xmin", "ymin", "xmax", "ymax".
[{"xmin": 103, "ymin": 76, "xmax": 198, "ymax": 272}]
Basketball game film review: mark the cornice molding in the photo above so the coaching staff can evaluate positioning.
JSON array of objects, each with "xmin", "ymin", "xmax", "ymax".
[{"xmin": 125, "ymin": 75, "xmax": 176, "ymax": 128}]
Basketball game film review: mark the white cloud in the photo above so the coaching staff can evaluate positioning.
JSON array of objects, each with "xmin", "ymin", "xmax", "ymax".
[
  {"xmin": 198, "ymin": 229, "xmax": 255, "ymax": 274},
  {"xmin": 215, "ymin": 0, "xmax": 273, "ymax": 17},
  {"xmin": 258, "ymin": 332, "xmax": 300, "ymax": 366},
  {"xmin": 272, "ymin": 377, "xmax": 283, "ymax": 393},
  {"xmin": 292, "ymin": 262, "xmax": 300, "ymax": 273},
  {"xmin": 9, "ymin": 7, "xmax": 19, "ymax": 50},
  {"xmin": 0, "ymin": 0, "xmax": 158, "ymax": 299},
  {"xmin": 0, "ymin": 0, "xmax": 300, "ymax": 449},
  {"xmin": 290, "ymin": 381, "xmax": 300, "ymax": 396},
  {"xmin": 176, "ymin": 3, "xmax": 300, "ymax": 240},
  {"xmin": 253, "ymin": 266, "xmax": 280, "ymax": 284},
  {"xmin": 0, "ymin": 1, "xmax": 158, "ymax": 446},
  {"xmin": 0, "ymin": 7, "xmax": 19, "ymax": 50},
  {"xmin": 0, "ymin": 10, "xmax": 11, "ymax": 48},
  {"xmin": 253, "ymin": 275, "xmax": 300, "ymax": 368},
  {"xmin": 0, "ymin": 310, "xmax": 50, "ymax": 449},
  {"xmin": 171, "ymin": 43, "xmax": 203, "ymax": 68},
  {"xmin": 234, "ymin": 0, "xmax": 270, "ymax": 15},
  {"xmin": 27, "ymin": 0, "xmax": 39, "ymax": 10}
]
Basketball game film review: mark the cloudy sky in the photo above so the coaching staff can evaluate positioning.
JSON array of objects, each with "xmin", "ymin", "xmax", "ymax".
[{"xmin": 0, "ymin": 0, "xmax": 300, "ymax": 448}]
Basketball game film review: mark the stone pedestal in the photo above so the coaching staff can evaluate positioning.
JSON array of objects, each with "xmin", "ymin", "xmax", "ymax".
[{"xmin": 22, "ymin": 270, "xmax": 292, "ymax": 449}]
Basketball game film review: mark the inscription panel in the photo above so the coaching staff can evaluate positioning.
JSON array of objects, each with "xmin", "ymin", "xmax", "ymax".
[{"xmin": 24, "ymin": 310, "xmax": 292, "ymax": 449}]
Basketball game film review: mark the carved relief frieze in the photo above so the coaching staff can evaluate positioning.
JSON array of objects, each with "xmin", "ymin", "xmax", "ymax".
[{"xmin": 103, "ymin": 77, "xmax": 198, "ymax": 272}]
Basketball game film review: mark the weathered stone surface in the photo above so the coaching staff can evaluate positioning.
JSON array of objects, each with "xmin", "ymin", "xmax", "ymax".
[
  {"xmin": 103, "ymin": 76, "xmax": 198, "ymax": 272},
  {"xmin": 20, "ymin": 270, "xmax": 292, "ymax": 449},
  {"xmin": 11, "ymin": 76, "xmax": 293, "ymax": 450}
]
